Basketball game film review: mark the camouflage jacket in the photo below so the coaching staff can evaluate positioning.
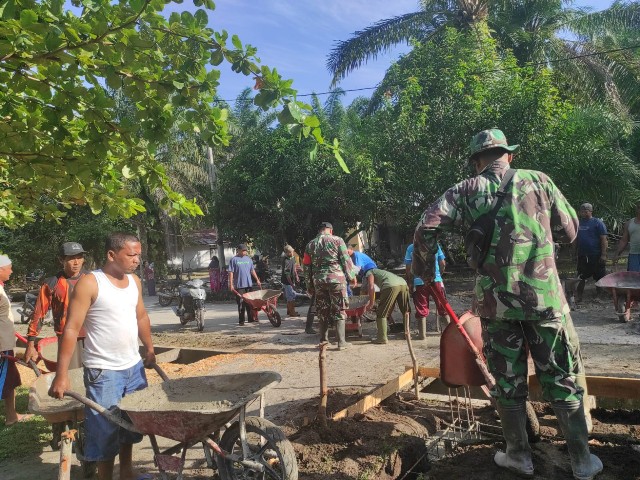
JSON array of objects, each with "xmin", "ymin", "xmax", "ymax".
[
  {"xmin": 303, "ymin": 233, "xmax": 358, "ymax": 287},
  {"xmin": 413, "ymin": 161, "xmax": 578, "ymax": 321}
]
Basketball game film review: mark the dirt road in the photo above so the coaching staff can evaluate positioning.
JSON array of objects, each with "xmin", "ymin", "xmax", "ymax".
[{"xmin": 3, "ymin": 278, "xmax": 639, "ymax": 479}]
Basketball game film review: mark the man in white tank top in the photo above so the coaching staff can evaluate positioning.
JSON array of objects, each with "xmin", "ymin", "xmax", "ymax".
[
  {"xmin": 50, "ymin": 232, "xmax": 156, "ymax": 480},
  {"xmin": 614, "ymin": 202, "xmax": 640, "ymax": 273}
]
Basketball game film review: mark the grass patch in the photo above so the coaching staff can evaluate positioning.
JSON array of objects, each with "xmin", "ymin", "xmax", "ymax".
[{"xmin": 0, "ymin": 386, "xmax": 52, "ymax": 461}]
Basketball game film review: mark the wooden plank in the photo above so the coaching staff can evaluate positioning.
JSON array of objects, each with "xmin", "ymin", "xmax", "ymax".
[
  {"xmin": 406, "ymin": 366, "xmax": 441, "ymax": 379},
  {"xmin": 410, "ymin": 365, "xmax": 640, "ymax": 401},
  {"xmin": 529, "ymin": 374, "xmax": 640, "ymax": 400},
  {"xmin": 332, "ymin": 369, "xmax": 415, "ymax": 420}
]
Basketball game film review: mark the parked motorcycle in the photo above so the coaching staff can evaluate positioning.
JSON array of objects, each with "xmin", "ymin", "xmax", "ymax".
[
  {"xmin": 157, "ymin": 275, "xmax": 182, "ymax": 307},
  {"xmin": 171, "ymin": 279, "xmax": 207, "ymax": 332},
  {"xmin": 16, "ymin": 291, "xmax": 52, "ymax": 325}
]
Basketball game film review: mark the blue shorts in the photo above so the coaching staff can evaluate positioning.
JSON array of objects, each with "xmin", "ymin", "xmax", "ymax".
[
  {"xmin": 83, "ymin": 361, "xmax": 148, "ymax": 461},
  {"xmin": 283, "ymin": 284, "xmax": 297, "ymax": 302},
  {"xmin": 628, "ymin": 254, "xmax": 640, "ymax": 272}
]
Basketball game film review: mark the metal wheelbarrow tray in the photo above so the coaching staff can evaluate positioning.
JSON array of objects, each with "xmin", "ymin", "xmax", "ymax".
[
  {"xmin": 29, "ymin": 368, "xmax": 86, "ymax": 424},
  {"xmin": 344, "ymin": 295, "xmax": 369, "ymax": 337},
  {"xmin": 596, "ymin": 271, "xmax": 640, "ymax": 322},
  {"xmin": 120, "ymin": 371, "xmax": 281, "ymax": 444},
  {"xmin": 242, "ymin": 289, "xmax": 283, "ymax": 327}
]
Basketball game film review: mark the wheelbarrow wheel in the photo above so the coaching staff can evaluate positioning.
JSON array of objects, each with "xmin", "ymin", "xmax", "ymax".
[
  {"xmin": 267, "ymin": 306, "xmax": 282, "ymax": 328},
  {"xmin": 196, "ymin": 308, "xmax": 205, "ymax": 332},
  {"xmin": 75, "ymin": 423, "xmax": 97, "ymax": 478},
  {"xmin": 158, "ymin": 292, "xmax": 173, "ymax": 307},
  {"xmin": 216, "ymin": 416, "xmax": 298, "ymax": 480}
]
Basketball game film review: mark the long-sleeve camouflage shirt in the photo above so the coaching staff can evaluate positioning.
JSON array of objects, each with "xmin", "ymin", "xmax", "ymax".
[
  {"xmin": 413, "ymin": 161, "xmax": 578, "ymax": 321},
  {"xmin": 303, "ymin": 233, "xmax": 358, "ymax": 288}
]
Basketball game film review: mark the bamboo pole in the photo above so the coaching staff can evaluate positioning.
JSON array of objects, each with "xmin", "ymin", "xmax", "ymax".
[
  {"xmin": 318, "ymin": 341, "xmax": 329, "ymax": 426},
  {"xmin": 404, "ymin": 311, "xmax": 419, "ymax": 398}
]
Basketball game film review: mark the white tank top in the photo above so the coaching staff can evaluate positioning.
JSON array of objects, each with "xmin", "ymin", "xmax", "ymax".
[
  {"xmin": 628, "ymin": 219, "xmax": 640, "ymax": 254},
  {"xmin": 83, "ymin": 270, "xmax": 141, "ymax": 370}
]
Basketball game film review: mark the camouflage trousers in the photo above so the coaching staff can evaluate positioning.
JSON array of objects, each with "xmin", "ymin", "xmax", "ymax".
[
  {"xmin": 315, "ymin": 282, "xmax": 348, "ymax": 327},
  {"xmin": 481, "ymin": 313, "xmax": 583, "ymax": 406}
]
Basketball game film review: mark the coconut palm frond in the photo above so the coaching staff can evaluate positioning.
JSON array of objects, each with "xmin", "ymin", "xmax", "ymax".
[{"xmin": 327, "ymin": 11, "xmax": 448, "ymax": 86}]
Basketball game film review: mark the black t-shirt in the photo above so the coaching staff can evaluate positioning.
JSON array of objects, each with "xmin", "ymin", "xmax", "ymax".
[{"xmin": 281, "ymin": 257, "xmax": 297, "ymax": 285}]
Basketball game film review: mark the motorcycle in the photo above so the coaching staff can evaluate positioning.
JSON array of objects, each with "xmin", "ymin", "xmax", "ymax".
[
  {"xmin": 157, "ymin": 274, "xmax": 183, "ymax": 307},
  {"xmin": 171, "ymin": 279, "xmax": 207, "ymax": 332},
  {"xmin": 17, "ymin": 291, "xmax": 53, "ymax": 325}
]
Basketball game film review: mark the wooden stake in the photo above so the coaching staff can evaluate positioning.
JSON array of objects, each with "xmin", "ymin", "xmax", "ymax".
[
  {"xmin": 404, "ymin": 311, "xmax": 419, "ymax": 398},
  {"xmin": 318, "ymin": 341, "xmax": 329, "ymax": 427},
  {"xmin": 58, "ymin": 428, "xmax": 76, "ymax": 480}
]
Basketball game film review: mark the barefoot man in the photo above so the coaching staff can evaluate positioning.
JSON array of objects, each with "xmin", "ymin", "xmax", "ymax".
[{"xmin": 49, "ymin": 232, "xmax": 156, "ymax": 480}]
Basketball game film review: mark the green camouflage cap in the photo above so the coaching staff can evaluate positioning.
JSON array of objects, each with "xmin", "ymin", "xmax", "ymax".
[{"xmin": 469, "ymin": 128, "xmax": 519, "ymax": 160}]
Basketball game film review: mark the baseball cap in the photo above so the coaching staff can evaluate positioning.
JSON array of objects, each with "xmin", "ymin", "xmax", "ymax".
[
  {"xmin": 469, "ymin": 128, "xmax": 519, "ymax": 160},
  {"xmin": 579, "ymin": 203, "xmax": 593, "ymax": 211},
  {"xmin": 0, "ymin": 255, "xmax": 11, "ymax": 267},
  {"xmin": 60, "ymin": 242, "xmax": 86, "ymax": 256},
  {"xmin": 237, "ymin": 243, "xmax": 248, "ymax": 251},
  {"xmin": 319, "ymin": 222, "xmax": 333, "ymax": 230}
]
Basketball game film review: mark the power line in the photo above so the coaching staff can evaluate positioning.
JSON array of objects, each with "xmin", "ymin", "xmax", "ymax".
[{"xmin": 213, "ymin": 43, "xmax": 640, "ymax": 103}]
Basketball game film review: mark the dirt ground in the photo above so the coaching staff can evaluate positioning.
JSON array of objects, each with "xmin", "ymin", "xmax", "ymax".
[{"xmin": 3, "ymin": 272, "xmax": 640, "ymax": 479}]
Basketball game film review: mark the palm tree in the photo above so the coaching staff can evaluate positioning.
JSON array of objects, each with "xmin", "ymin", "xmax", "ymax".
[{"xmin": 327, "ymin": 0, "xmax": 640, "ymax": 107}]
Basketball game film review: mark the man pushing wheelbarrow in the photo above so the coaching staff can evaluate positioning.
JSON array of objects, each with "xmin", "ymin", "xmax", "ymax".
[{"xmin": 412, "ymin": 129, "xmax": 601, "ymax": 480}]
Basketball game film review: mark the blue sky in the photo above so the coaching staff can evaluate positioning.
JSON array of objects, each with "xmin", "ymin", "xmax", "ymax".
[{"xmin": 188, "ymin": 0, "xmax": 615, "ymax": 105}]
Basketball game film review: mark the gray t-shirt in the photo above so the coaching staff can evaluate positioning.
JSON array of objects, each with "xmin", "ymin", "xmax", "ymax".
[
  {"xmin": 228, "ymin": 255, "xmax": 255, "ymax": 289},
  {"xmin": 0, "ymin": 285, "xmax": 15, "ymax": 351}
]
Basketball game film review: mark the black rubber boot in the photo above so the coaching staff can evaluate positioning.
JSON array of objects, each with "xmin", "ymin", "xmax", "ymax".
[
  {"xmin": 336, "ymin": 319, "xmax": 351, "ymax": 350},
  {"xmin": 305, "ymin": 309, "xmax": 317, "ymax": 334},
  {"xmin": 319, "ymin": 320, "xmax": 330, "ymax": 343},
  {"xmin": 552, "ymin": 400, "xmax": 603, "ymax": 480},
  {"xmin": 494, "ymin": 401, "xmax": 534, "ymax": 477}
]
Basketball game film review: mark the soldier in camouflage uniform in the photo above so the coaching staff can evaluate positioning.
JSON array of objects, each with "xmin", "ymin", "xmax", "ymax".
[
  {"xmin": 412, "ymin": 129, "xmax": 601, "ymax": 480},
  {"xmin": 303, "ymin": 222, "xmax": 358, "ymax": 350}
]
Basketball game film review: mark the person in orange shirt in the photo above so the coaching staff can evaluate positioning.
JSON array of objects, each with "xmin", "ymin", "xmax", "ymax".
[{"xmin": 24, "ymin": 242, "xmax": 88, "ymax": 363}]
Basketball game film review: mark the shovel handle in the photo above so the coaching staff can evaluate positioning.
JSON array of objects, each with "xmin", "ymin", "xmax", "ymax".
[
  {"xmin": 63, "ymin": 390, "xmax": 140, "ymax": 433},
  {"xmin": 151, "ymin": 363, "xmax": 169, "ymax": 382},
  {"xmin": 430, "ymin": 284, "xmax": 496, "ymax": 389}
]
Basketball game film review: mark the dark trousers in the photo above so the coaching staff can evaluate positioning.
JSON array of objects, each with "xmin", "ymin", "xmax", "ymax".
[{"xmin": 236, "ymin": 287, "xmax": 252, "ymax": 324}]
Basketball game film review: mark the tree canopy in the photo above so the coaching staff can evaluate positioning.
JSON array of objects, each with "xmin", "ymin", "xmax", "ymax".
[{"xmin": 0, "ymin": 0, "xmax": 340, "ymax": 228}]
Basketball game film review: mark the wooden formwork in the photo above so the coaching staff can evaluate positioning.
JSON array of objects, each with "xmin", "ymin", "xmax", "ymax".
[{"xmin": 332, "ymin": 365, "xmax": 640, "ymax": 420}]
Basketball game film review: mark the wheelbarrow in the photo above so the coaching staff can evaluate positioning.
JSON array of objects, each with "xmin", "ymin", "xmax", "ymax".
[
  {"xmin": 15, "ymin": 331, "xmax": 84, "ymax": 372},
  {"xmin": 343, "ymin": 295, "xmax": 369, "ymax": 337},
  {"xmin": 28, "ymin": 368, "xmax": 97, "ymax": 478},
  {"xmin": 242, "ymin": 289, "xmax": 283, "ymax": 327},
  {"xmin": 595, "ymin": 271, "xmax": 640, "ymax": 322},
  {"xmin": 33, "ymin": 365, "xmax": 298, "ymax": 480}
]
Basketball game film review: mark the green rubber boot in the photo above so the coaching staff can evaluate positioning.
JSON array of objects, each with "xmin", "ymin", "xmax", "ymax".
[
  {"xmin": 494, "ymin": 402, "xmax": 534, "ymax": 477},
  {"xmin": 417, "ymin": 317, "xmax": 427, "ymax": 340},
  {"xmin": 552, "ymin": 400, "xmax": 602, "ymax": 480},
  {"xmin": 373, "ymin": 317, "xmax": 388, "ymax": 344},
  {"xmin": 319, "ymin": 320, "xmax": 331, "ymax": 344},
  {"xmin": 335, "ymin": 319, "xmax": 350, "ymax": 350}
]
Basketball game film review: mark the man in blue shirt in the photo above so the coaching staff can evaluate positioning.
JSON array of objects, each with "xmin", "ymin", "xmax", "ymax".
[
  {"xmin": 405, "ymin": 243, "xmax": 447, "ymax": 339},
  {"xmin": 575, "ymin": 203, "xmax": 608, "ymax": 302},
  {"xmin": 347, "ymin": 246, "xmax": 377, "ymax": 280},
  {"xmin": 228, "ymin": 244, "xmax": 262, "ymax": 325}
]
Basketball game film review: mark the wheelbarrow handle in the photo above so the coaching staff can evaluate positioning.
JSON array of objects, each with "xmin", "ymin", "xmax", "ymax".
[
  {"xmin": 0, "ymin": 353, "xmax": 43, "ymax": 377},
  {"xmin": 63, "ymin": 390, "xmax": 140, "ymax": 433},
  {"xmin": 429, "ymin": 283, "xmax": 496, "ymax": 389},
  {"xmin": 14, "ymin": 331, "xmax": 29, "ymax": 344}
]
